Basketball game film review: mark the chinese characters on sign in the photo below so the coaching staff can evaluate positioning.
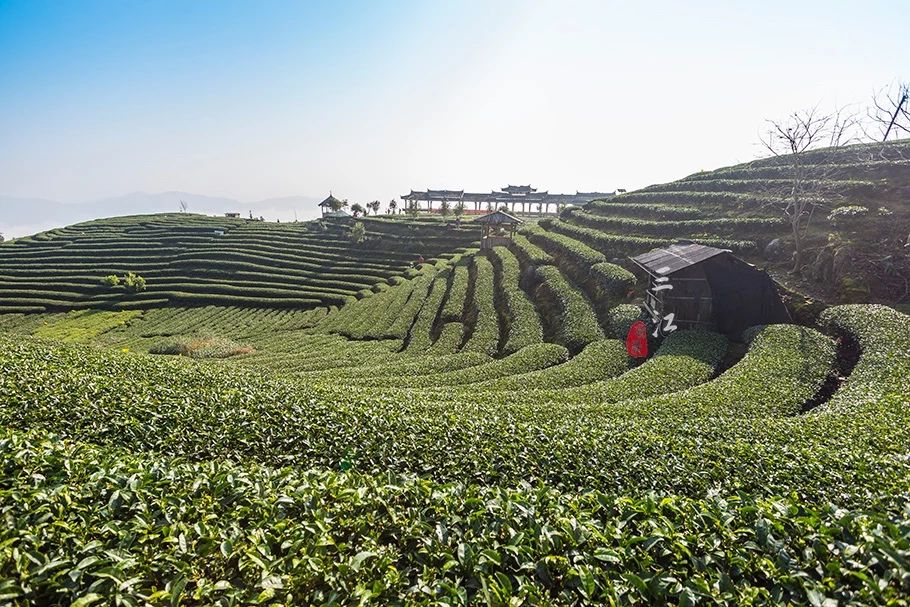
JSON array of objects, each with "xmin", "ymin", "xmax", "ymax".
[{"xmin": 646, "ymin": 276, "xmax": 678, "ymax": 338}]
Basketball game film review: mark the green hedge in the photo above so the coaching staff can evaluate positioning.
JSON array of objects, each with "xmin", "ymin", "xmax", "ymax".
[
  {"xmin": 461, "ymin": 256, "xmax": 500, "ymax": 356},
  {"xmin": 477, "ymin": 339, "xmax": 629, "ymax": 390},
  {"xmin": 353, "ymin": 343, "xmax": 568, "ymax": 388},
  {"xmin": 425, "ymin": 322, "xmax": 465, "ymax": 356},
  {"xmin": 533, "ymin": 265, "xmax": 604, "ymax": 353},
  {"xmin": 816, "ymin": 304, "xmax": 910, "ymax": 415},
  {"xmin": 617, "ymin": 324, "xmax": 836, "ymax": 418},
  {"xmin": 589, "ymin": 262, "xmax": 635, "ymax": 303},
  {"xmin": 561, "ymin": 329, "xmax": 728, "ymax": 403},
  {"xmin": 439, "ymin": 263, "xmax": 470, "ymax": 322},
  {"xmin": 488, "ymin": 247, "xmax": 543, "ymax": 354},
  {"xmin": 525, "ymin": 225, "xmax": 607, "ymax": 268},
  {"xmin": 509, "ymin": 234, "xmax": 552, "ymax": 268},
  {"xmin": 405, "ymin": 269, "xmax": 451, "ymax": 353},
  {"xmin": 5, "ymin": 429, "xmax": 909, "ymax": 605},
  {"xmin": 605, "ymin": 303, "xmax": 644, "ymax": 339}
]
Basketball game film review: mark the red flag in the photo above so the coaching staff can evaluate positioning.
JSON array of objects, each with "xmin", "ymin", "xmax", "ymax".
[{"xmin": 626, "ymin": 320, "xmax": 649, "ymax": 358}]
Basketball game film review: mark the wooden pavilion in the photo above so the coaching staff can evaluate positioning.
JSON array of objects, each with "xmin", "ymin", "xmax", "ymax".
[{"xmin": 476, "ymin": 210, "xmax": 523, "ymax": 250}]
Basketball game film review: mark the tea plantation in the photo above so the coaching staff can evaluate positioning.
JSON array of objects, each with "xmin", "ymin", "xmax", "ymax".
[{"xmin": 0, "ymin": 141, "xmax": 909, "ymax": 604}]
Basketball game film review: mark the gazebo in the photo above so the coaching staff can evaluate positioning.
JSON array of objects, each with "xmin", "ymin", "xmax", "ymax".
[
  {"xmin": 476, "ymin": 210, "xmax": 523, "ymax": 250},
  {"xmin": 318, "ymin": 194, "xmax": 344, "ymax": 217}
]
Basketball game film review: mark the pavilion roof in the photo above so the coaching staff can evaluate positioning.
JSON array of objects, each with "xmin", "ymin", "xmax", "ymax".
[
  {"xmin": 475, "ymin": 210, "xmax": 524, "ymax": 225},
  {"xmin": 319, "ymin": 194, "xmax": 344, "ymax": 208},
  {"xmin": 502, "ymin": 185, "xmax": 536, "ymax": 194}
]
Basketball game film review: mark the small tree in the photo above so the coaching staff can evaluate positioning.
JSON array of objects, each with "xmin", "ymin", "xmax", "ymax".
[
  {"xmin": 440, "ymin": 200, "xmax": 451, "ymax": 217},
  {"xmin": 389, "ymin": 199, "xmax": 398, "ymax": 215},
  {"xmin": 350, "ymin": 221, "xmax": 366, "ymax": 244},
  {"xmin": 178, "ymin": 199, "xmax": 189, "ymax": 213},
  {"xmin": 760, "ymin": 105, "xmax": 857, "ymax": 272},
  {"xmin": 350, "ymin": 203, "xmax": 365, "ymax": 217},
  {"xmin": 101, "ymin": 274, "xmax": 120, "ymax": 287},
  {"xmin": 367, "ymin": 200, "xmax": 381, "ymax": 215},
  {"xmin": 123, "ymin": 272, "xmax": 147, "ymax": 293},
  {"xmin": 328, "ymin": 196, "xmax": 347, "ymax": 212},
  {"xmin": 405, "ymin": 200, "xmax": 420, "ymax": 217},
  {"xmin": 454, "ymin": 201, "xmax": 465, "ymax": 218},
  {"xmin": 866, "ymin": 81, "xmax": 910, "ymax": 144}
]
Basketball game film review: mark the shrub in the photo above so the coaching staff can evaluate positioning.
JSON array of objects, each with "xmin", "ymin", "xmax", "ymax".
[
  {"xmin": 606, "ymin": 303, "xmax": 644, "ymax": 339},
  {"xmin": 100, "ymin": 274, "xmax": 120, "ymax": 287},
  {"xmin": 827, "ymin": 205, "xmax": 869, "ymax": 228},
  {"xmin": 533, "ymin": 265, "xmax": 604, "ymax": 352},
  {"xmin": 350, "ymin": 221, "xmax": 367, "ymax": 243},
  {"xmin": 461, "ymin": 256, "xmax": 499, "ymax": 356},
  {"xmin": 123, "ymin": 272, "xmax": 147, "ymax": 293},
  {"xmin": 589, "ymin": 262, "xmax": 636, "ymax": 302}
]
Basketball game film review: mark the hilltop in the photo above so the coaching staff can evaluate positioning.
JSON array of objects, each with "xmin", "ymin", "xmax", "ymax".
[{"xmin": 0, "ymin": 191, "xmax": 323, "ymax": 239}]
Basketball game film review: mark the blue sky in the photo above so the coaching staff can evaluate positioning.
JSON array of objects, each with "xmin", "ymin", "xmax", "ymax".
[{"xmin": 0, "ymin": 0, "xmax": 906, "ymax": 206}]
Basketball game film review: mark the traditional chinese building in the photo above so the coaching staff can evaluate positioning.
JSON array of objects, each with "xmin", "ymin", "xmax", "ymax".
[{"xmin": 401, "ymin": 185, "xmax": 614, "ymax": 215}]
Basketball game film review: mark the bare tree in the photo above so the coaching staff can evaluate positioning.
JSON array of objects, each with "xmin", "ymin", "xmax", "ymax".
[
  {"xmin": 178, "ymin": 199, "xmax": 188, "ymax": 213},
  {"xmin": 866, "ymin": 81, "xmax": 910, "ymax": 144},
  {"xmin": 760, "ymin": 105, "xmax": 858, "ymax": 272}
]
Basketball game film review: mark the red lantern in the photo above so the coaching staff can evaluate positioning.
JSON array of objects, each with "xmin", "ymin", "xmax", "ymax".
[{"xmin": 626, "ymin": 320, "xmax": 649, "ymax": 358}]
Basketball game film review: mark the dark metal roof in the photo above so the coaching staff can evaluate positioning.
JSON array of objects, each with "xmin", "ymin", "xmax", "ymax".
[
  {"xmin": 631, "ymin": 243, "xmax": 730, "ymax": 276},
  {"xmin": 475, "ymin": 210, "xmax": 524, "ymax": 225}
]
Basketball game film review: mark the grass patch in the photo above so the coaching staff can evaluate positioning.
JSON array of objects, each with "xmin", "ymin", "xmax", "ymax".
[
  {"xmin": 149, "ymin": 336, "xmax": 255, "ymax": 358},
  {"xmin": 32, "ymin": 310, "xmax": 142, "ymax": 342}
]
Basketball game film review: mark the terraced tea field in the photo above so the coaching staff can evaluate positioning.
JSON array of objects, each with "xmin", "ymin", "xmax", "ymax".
[
  {"xmin": 0, "ymin": 140, "xmax": 908, "ymax": 604},
  {"xmin": 0, "ymin": 214, "xmax": 477, "ymax": 313}
]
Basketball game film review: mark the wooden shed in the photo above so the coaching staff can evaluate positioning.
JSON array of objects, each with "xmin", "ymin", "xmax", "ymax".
[{"xmin": 631, "ymin": 243, "xmax": 790, "ymax": 339}]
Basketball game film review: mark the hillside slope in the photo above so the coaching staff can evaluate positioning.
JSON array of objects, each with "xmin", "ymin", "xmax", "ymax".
[
  {"xmin": 0, "ymin": 214, "xmax": 478, "ymax": 313},
  {"xmin": 623, "ymin": 139, "xmax": 910, "ymax": 301}
]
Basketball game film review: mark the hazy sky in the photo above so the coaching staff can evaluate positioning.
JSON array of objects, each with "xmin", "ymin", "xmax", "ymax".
[{"xmin": 0, "ymin": 0, "xmax": 905, "ymax": 204}]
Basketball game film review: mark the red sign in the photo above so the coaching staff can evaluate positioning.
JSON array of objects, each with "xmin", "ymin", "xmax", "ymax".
[{"xmin": 626, "ymin": 320, "xmax": 649, "ymax": 358}]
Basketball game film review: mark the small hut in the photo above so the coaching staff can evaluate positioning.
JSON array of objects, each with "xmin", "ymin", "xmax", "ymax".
[
  {"xmin": 319, "ymin": 194, "xmax": 344, "ymax": 217},
  {"xmin": 631, "ymin": 243, "xmax": 790, "ymax": 339},
  {"xmin": 476, "ymin": 210, "xmax": 523, "ymax": 250},
  {"xmin": 224, "ymin": 212, "xmax": 241, "ymax": 218}
]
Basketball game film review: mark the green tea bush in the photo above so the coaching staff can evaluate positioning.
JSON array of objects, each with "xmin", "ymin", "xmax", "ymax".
[
  {"xmin": 589, "ymin": 262, "xmax": 635, "ymax": 303},
  {"xmin": 3, "ymin": 429, "xmax": 909, "ymax": 606},
  {"xmin": 605, "ymin": 304, "xmax": 644, "ymax": 339},
  {"xmin": 478, "ymin": 339, "xmax": 629, "ymax": 390},
  {"xmin": 439, "ymin": 262, "xmax": 470, "ymax": 322},
  {"xmin": 533, "ymin": 265, "xmax": 604, "ymax": 353},
  {"xmin": 425, "ymin": 322, "xmax": 465, "ymax": 356},
  {"xmin": 509, "ymin": 234, "xmax": 552, "ymax": 268},
  {"xmin": 461, "ymin": 256, "xmax": 499, "ymax": 356},
  {"xmin": 488, "ymin": 246, "xmax": 543, "ymax": 354}
]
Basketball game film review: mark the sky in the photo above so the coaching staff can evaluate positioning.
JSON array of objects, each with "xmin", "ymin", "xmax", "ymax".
[{"xmin": 0, "ymin": 0, "xmax": 906, "ymax": 210}]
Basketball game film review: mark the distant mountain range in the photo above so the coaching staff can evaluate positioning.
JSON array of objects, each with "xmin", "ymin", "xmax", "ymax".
[{"xmin": 0, "ymin": 191, "xmax": 323, "ymax": 238}]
